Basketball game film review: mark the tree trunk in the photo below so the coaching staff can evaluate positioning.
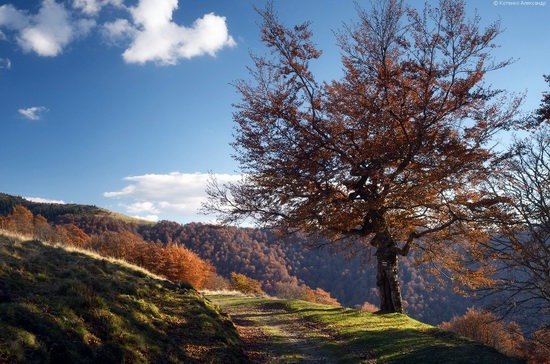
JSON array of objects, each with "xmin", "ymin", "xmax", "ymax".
[{"xmin": 375, "ymin": 241, "xmax": 404, "ymax": 313}]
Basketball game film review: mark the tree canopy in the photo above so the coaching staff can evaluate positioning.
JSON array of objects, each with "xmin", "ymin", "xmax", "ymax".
[{"xmin": 205, "ymin": 0, "xmax": 525, "ymax": 312}]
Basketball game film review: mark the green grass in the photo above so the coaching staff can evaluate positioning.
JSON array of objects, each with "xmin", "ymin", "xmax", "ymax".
[
  {"xmin": 209, "ymin": 294, "xmax": 525, "ymax": 364},
  {"xmin": 0, "ymin": 233, "xmax": 245, "ymax": 363}
]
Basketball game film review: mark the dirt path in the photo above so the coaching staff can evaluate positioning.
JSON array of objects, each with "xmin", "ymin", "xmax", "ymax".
[{"xmin": 212, "ymin": 298, "xmax": 376, "ymax": 364}]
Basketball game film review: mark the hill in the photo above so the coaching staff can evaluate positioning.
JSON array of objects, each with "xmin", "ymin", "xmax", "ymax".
[
  {"xmin": 0, "ymin": 232, "xmax": 245, "ymax": 363},
  {"xmin": 208, "ymin": 293, "xmax": 524, "ymax": 364},
  {"xmin": 139, "ymin": 221, "xmax": 473, "ymax": 325},
  {"xmin": 0, "ymin": 193, "xmax": 473, "ymax": 325},
  {"xmin": 0, "ymin": 193, "xmax": 153, "ymax": 226}
]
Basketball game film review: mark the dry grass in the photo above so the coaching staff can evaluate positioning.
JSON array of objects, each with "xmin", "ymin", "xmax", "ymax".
[
  {"xmin": 0, "ymin": 231, "xmax": 246, "ymax": 363},
  {"xmin": 0, "ymin": 229, "xmax": 166, "ymax": 281}
]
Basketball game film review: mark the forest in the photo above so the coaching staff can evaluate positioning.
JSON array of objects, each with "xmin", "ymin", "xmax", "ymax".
[{"xmin": 0, "ymin": 194, "xmax": 482, "ymax": 324}]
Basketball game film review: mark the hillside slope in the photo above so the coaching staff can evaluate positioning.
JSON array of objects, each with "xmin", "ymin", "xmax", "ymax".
[
  {"xmin": 209, "ymin": 293, "xmax": 525, "ymax": 364},
  {"xmin": 0, "ymin": 232, "xmax": 245, "ymax": 363},
  {"xmin": 0, "ymin": 193, "xmax": 153, "ymax": 226},
  {"xmin": 0, "ymin": 193, "xmax": 480, "ymax": 324}
]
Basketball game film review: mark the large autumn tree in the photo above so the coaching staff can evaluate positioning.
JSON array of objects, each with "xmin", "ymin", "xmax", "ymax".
[{"xmin": 205, "ymin": 0, "xmax": 525, "ymax": 313}]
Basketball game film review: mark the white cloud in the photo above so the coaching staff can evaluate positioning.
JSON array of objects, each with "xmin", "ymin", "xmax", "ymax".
[
  {"xmin": 132, "ymin": 214, "xmax": 159, "ymax": 222},
  {"xmin": 18, "ymin": 106, "xmax": 49, "ymax": 120},
  {"xmin": 71, "ymin": 0, "xmax": 124, "ymax": 16},
  {"xmin": 1, "ymin": 0, "xmax": 235, "ymax": 64},
  {"xmin": 24, "ymin": 196, "xmax": 66, "ymax": 204},
  {"xmin": 0, "ymin": 58, "xmax": 11, "ymax": 69},
  {"xmin": 126, "ymin": 201, "xmax": 159, "ymax": 214},
  {"xmin": 0, "ymin": 0, "xmax": 94, "ymax": 57},
  {"xmin": 104, "ymin": 172, "xmax": 241, "ymax": 222},
  {"xmin": 103, "ymin": 0, "xmax": 236, "ymax": 65},
  {"xmin": 101, "ymin": 18, "xmax": 136, "ymax": 45},
  {"xmin": 0, "ymin": 4, "xmax": 29, "ymax": 29}
]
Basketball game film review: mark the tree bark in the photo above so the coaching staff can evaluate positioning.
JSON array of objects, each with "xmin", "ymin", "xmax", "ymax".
[{"xmin": 375, "ymin": 241, "xmax": 404, "ymax": 313}]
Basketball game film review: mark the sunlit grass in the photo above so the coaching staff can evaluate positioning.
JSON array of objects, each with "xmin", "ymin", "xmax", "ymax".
[{"xmin": 209, "ymin": 293, "xmax": 525, "ymax": 364}]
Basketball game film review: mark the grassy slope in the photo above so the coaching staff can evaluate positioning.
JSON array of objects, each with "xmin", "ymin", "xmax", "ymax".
[
  {"xmin": 209, "ymin": 294, "xmax": 525, "ymax": 364},
  {"xmin": 0, "ymin": 232, "xmax": 245, "ymax": 363}
]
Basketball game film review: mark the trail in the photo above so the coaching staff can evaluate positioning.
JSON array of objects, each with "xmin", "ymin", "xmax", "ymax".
[{"xmin": 211, "ymin": 298, "xmax": 376, "ymax": 364}]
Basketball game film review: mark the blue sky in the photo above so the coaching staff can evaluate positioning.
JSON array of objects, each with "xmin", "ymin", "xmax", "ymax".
[{"xmin": 0, "ymin": 0, "xmax": 548, "ymax": 224}]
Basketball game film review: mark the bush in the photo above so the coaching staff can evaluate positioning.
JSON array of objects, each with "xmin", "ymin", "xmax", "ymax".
[
  {"xmin": 355, "ymin": 301, "xmax": 379, "ymax": 313},
  {"xmin": 229, "ymin": 273, "xmax": 264, "ymax": 295},
  {"xmin": 523, "ymin": 328, "xmax": 550, "ymax": 364},
  {"xmin": 439, "ymin": 308, "xmax": 524, "ymax": 357}
]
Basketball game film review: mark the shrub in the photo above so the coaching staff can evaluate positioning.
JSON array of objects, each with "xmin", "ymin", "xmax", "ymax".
[
  {"xmin": 522, "ymin": 328, "xmax": 550, "ymax": 364},
  {"xmin": 355, "ymin": 301, "xmax": 379, "ymax": 313},
  {"xmin": 439, "ymin": 308, "xmax": 524, "ymax": 357},
  {"xmin": 229, "ymin": 273, "xmax": 264, "ymax": 295},
  {"xmin": 273, "ymin": 282, "xmax": 340, "ymax": 306}
]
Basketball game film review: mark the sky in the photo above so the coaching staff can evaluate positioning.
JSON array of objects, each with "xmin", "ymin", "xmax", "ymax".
[{"xmin": 0, "ymin": 0, "xmax": 548, "ymax": 225}]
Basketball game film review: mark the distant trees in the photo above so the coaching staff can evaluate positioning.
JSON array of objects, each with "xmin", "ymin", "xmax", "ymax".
[
  {"xmin": 87, "ymin": 230, "xmax": 218, "ymax": 289},
  {"xmin": 205, "ymin": 0, "xmax": 524, "ymax": 313},
  {"xmin": 0, "ymin": 206, "xmax": 218, "ymax": 290}
]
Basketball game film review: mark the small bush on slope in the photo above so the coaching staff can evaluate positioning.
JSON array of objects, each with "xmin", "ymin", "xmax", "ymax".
[{"xmin": 0, "ymin": 233, "xmax": 245, "ymax": 363}]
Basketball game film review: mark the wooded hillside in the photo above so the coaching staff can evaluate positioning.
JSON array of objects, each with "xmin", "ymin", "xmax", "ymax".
[{"xmin": 0, "ymin": 194, "xmax": 472, "ymax": 324}]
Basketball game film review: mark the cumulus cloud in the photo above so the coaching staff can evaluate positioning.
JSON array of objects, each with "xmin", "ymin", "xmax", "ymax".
[
  {"xmin": 24, "ymin": 196, "xmax": 66, "ymax": 204},
  {"xmin": 0, "ymin": 0, "xmax": 95, "ymax": 57},
  {"xmin": 0, "ymin": 1, "xmax": 235, "ymax": 64},
  {"xmin": 18, "ymin": 106, "xmax": 49, "ymax": 120},
  {"xmin": 103, "ymin": 0, "xmax": 236, "ymax": 65},
  {"xmin": 104, "ymin": 172, "xmax": 241, "ymax": 223}
]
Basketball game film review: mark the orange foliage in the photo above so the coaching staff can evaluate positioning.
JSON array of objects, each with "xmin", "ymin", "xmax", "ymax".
[
  {"xmin": 157, "ymin": 244, "xmax": 216, "ymax": 289},
  {"xmin": 523, "ymin": 328, "xmax": 550, "ymax": 364},
  {"xmin": 204, "ymin": 0, "xmax": 526, "ymax": 313},
  {"xmin": 33, "ymin": 215, "xmax": 52, "ymax": 241},
  {"xmin": 230, "ymin": 272, "xmax": 264, "ymax": 295},
  {"xmin": 440, "ymin": 308, "xmax": 524, "ymax": 357},
  {"xmin": 0, "ymin": 205, "xmax": 218, "ymax": 290},
  {"xmin": 11, "ymin": 205, "xmax": 34, "ymax": 235},
  {"xmin": 355, "ymin": 301, "xmax": 379, "ymax": 313},
  {"xmin": 274, "ymin": 282, "xmax": 340, "ymax": 306}
]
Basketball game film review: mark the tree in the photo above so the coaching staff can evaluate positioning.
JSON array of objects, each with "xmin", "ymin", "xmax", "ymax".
[
  {"xmin": 33, "ymin": 214, "xmax": 53, "ymax": 242},
  {"xmin": 11, "ymin": 205, "xmax": 34, "ymax": 236},
  {"xmin": 535, "ymin": 75, "xmax": 550, "ymax": 124},
  {"xmin": 205, "ymin": 0, "xmax": 524, "ymax": 313},
  {"xmin": 480, "ymin": 125, "xmax": 550, "ymax": 328}
]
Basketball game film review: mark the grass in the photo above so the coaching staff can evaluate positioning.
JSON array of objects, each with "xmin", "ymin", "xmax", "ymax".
[
  {"xmin": 209, "ymin": 294, "xmax": 525, "ymax": 364},
  {"xmin": 0, "ymin": 232, "xmax": 245, "ymax": 363}
]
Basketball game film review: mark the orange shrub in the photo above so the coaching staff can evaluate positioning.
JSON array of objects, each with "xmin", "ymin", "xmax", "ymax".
[
  {"xmin": 523, "ymin": 328, "xmax": 550, "ymax": 364},
  {"xmin": 230, "ymin": 272, "xmax": 264, "ymax": 295},
  {"xmin": 440, "ymin": 308, "xmax": 524, "ymax": 357},
  {"xmin": 157, "ymin": 244, "xmax": 216, "ymax": 289}
]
